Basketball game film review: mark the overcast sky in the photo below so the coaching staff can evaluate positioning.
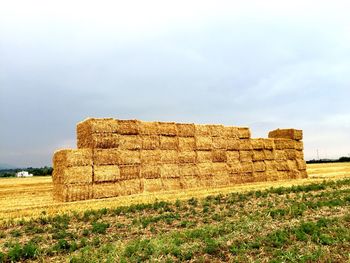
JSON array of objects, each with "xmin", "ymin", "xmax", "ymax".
[{"xmin": 1, "ymin": 0, "xmax": 350, "ymax": 167}]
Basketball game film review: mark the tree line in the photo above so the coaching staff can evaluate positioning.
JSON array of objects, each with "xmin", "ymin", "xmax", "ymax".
[{"xmin": 0, "ymin": 166, "xmax": 53, "ymax": 178}]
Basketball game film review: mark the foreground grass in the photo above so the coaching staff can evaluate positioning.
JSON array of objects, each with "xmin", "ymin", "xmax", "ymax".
[{"xmin": 1, "ymin": 179, "xmax": 350, "ymax": 262}]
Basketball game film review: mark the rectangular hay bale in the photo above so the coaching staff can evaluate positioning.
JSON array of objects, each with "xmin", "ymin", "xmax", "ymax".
[
  {"xmin": 141, "ymin": 135, "xmax": 160, "ymax": 150},
  {"xmin": 252, "ymin": 150, "xmax": 265, "ymax": 161},
  {"xmin": 162, "ymin": 178, "xmax": 182, "ymax": 191},
  {"xmin": 160, "ymin": 136, "xmax": 179, "ymax": 150},
  {"xmin": 117, "ymin": 119, "xmax": 140, "ymax": 135},
  {"xmin": 177, "ymin": 123, "xmax": 195, "ymax": 137},
  {"xmin": 239, "ymin": 150, "xmax": 253, "ymax": 162},
  {"xmin": 212, "ymin": 150, "xmax": 227, "ymax": 163},
  {"xmin": 142, "ymin": 178, "xmax": 163, "ymax": 192},
  {"xmin": 118, "ymin": 150, "xmax": 140, "ymax": 165},
  {"xmin": 196, "ymin": 150, "xmax": 212, "ymax": 163},
  {"xmin": 53, "ymin": 149, "xmax": 92, "ymax": 168},
  {"xmin": 179, "ymin": 164, "xmax": 198, "ymax": 177},
  {"xmin": 178, "ymin": 137, "xmax": 196, "ymax": 151},
  {"xmin": 179, "ymin": 151, "xmax": 196, "ymax": 164},
  {"xmin": 160, "ymin": 164, "xmax": 180, "ymax": 178},
  {"xmin": 268, "ymin": 129, "xmax": 303, "ymax": 141},
  {"xmin": 158, "ymin": 122, "xmax": 177, "ymax": 136},
  {"xmin": 140, "ymin": 150, "xmax": 160, "ymax": 165},
  {"xmin": 195, "ymin": 136, "xmax": 212, "ymax": 150},
  {"xmin": 160, "ymin": 150, "xmax": 179, "ymax": 164},
  {"xmin": 93, "ymin": 148, "xmax": 120, "ymax": 166},
  {"xmin": 139, "ymin": 122, "xmax": 159, "ymax": 135},
  {"xmin": 238, "ymin": 127, "xmax": 251, "ymax": 139},
  {"xmin": 140, "ymin": 165, "xmax": 161, "ymax": 179},
  {"xmin": 274, "ymin": 139, "xmax": 295, "ymax": 150},
  {"xmin": 94, "ymin": 165, "xmax": 120, "ymax": 182},
  {"xmin": 119, "ymin": 135, "xmax": 142, "ymax": 150},
  {"xmin": 195, "ymin": 124, "xmax": 211, "ymax": 136},
  {"xmin": 119, "ymin": 165, "xmax": 140, "ymax": 179},
  {"xmin": 227, "ymin": 151, "xmax": 240, "ymax": 163},
  {"xmin": 212, "ymin": 137, "xmax": 227, "ymax": 149},
  {"xmin": 93, "ymin": 183, "xmax": 119, "ymax": 199},
  {"xmin": 253, "ymin": 161, "xmax": 266, "ymax": 172}
]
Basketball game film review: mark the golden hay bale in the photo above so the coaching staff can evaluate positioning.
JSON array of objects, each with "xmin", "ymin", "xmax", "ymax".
[
  {"xmin": 226, "ymin": 151, "xmax": 239, "ymax": 163},
  {"xmin": 196, "ymin": 150, "xmax": 212, "ymax": 163},
  {"xmin": 119, "ymin": 165, "xmax": 141, "ymax": 179},
  {"xmin": 66, "ymin": 183, "xmax": 93, "ymax": 202},
  {"xmin": 118, "ymin": 150, "xmax": 141, "ymax": 165},
  {"xmin": 226, "ymin": 138, "xmax": 240, "ymax": 150},
  {"xmin": 162, "ymin": 178, "xmax": 182, "ymax": 191},
  {"xmin": 117, "ymin": 119, "xmax": 140, "ymax": 135},
  {"xmin": 277, "ymin": 171, "xmax": 290, "ymax": 180},
  {"xmin": 295, "ymin": 150, "xmax": 304, "ymax": 159},
  {"xmin": 53, "ymin": 149, "xmax": 92, "ymax": 168},
  {"xmin": 208, "ymin": 124, "xmax": 225, "ymax": 137},
  {"xmin": 252, "ymin": 172, "xmax": 267, "ymax": 182},
  {"xmin": 140, "ymin": 150, "xmax": 160, "ymax": 165},
  {"xmin": 264, "ymin": 160, "xmax": 277, "ymax": 171},
  {"xmin": 197, "ymin": 163, "xmax": 213, "ymax": 177},
  {"xmin": 94, "ymin": 165, "xmax": 120, "ymax": 182},
  {"xmin": 141, "ymin": 135, "xmax": 160, "ymax": 150},
  {"xmin": 296, "ymin": 159, "xmax": 307, "ymax": 170},
  {"xmin": 274, "ymin": 138, "xmax": 296, "ymax": 150},
  {"xmin": 275, "ymin": 160, "xmax": 289, "ymax": 171},
  {"xmin": 78, "ymin": 133, "xmax": 120, "ymax": 149},
  {"xmin": 285, "ymin": 149, "xmax": 297, "ymax": 160},
  {"xmin": 268, "ymin": 129, "xmax": 303, "ymax": 141},
  {"xmin": 160, "ymin": 164, "xmax": 180, "ymax": 178},
  {"xmin": 239, "ymin": 172, "xmax": 255, "ymax": 183},
  {"xmin": 140, "ymin": 165, "xmax": 161, "ymax": 179},
  {"xmin": 77, "ymin": 118, "xmax": 118, "ymax": 134},
  {"xmin": 160, "ymin": 136, "xmax": 179, "ymax": 150},
  {"xmin": 179, "ymin": 163, "xmax": 198, "ymax": 177},
  {"xmin": 195, "ymin": 136, "xmax": 212, "ymax": 150},
  {"xmin": 119, "ymin": 135, "xmax": 142, "ymax": 150},
  {"xmin": 239, "ymin": 139, "xmax": 253, "ymax": 150},
  {"xmin": 179, "ymin": 151, "xmax": 196, "ymax": 164},
  {"xmin": 212, "ymin": 150, "xmax": 227, "ymax": 163},
  {"xmin": 238, "ymin": 127, "xmax": 251, "ymax": 139},
  {"xmin": 142, "ymin": 178, "xmax": 163, "ymax": 192},
  {"xmin": 263, "ymin": 150, "xmax": 275, "ymax": 160},
  {"xmin": 160, "ymin": 150, "xmax": 179, "ymax": 164},
  {"xmin": 212, "ymin": 174, "xmax": 231, "ymax": 187},
  {"xmin": 158, "ymin": 122, "xmax": 177, "ymax": 136},
  {"xmin": 252, "ymin": 150, "xmax": 265, "ymax": 161},
  {"xmin": 228, "ymin": 161, "xmax": 242, "ymax": 174},
  {"xmin": 212, "ymin": 163, "xmax": 229, "ymax": 176},
  {"xmin": 119, "ymin": 179, "xmax": 142, "ymax": 195},
  {"xmin": 262, "ymin": 139, "xmax": 275, "ymax": 150},
  {"xmin": 265, "ymin": 170, "xmax": 279, "ymax": 181},
  {"xmin": 224, "ymin": 126, "xmax": 239, "ymax": 138},
  {"xmin": 55, "ymin": 166, "xmax": 93, "ymax": 184},
  {"xmin": 177, "ymin": 123, "xmax": 195, "ymax": 137},
  {"xmin": 251, "ymin": 139, "xmax": 264, "ymax": 150},
  {"xmin": 299, "ymin": 170, "xmax": 308, "ymax": 178},
  {"xmin": 195, "ymin": 124, "xmax": 211, "ymax": 136},
  {"xmin": 139, "ymin": 121, "xmax": 159, "ymax": 135},
  {"xmin": 212, "ymin": 137, "xmax": 227, "ymax": 149},
  {"xmin": 178, "ymin": 137, "xmax": 196, "ymax": 151},
  {"xmin": 274, "ymin": 150, "xmax": 287, "ymax": 160},
  {"xmin": 241, "ymin": 162, "xmax": 254, "ymax": 173},
  {"xmin": 93, "ymin": 148, "xmax": 120, "ymax": 166},
  {"xmin": 180, "ymin": 175, "xmax": 200, "ymax": 189},
  {"xmin": 93, "ymin": 182, "xmax": 119, "ymax": 199},
  {"xmin": 253, "ymin": 161, "xmax": 266, "ymax": 172},
  {"xmin": 294, "ymin": 141, "xmax": 304, "ymax": 150},
  {"xmin": 239, "ymin": 150, "xmax": 253, "ymax": 162},
  {"xmin": 287, "ymin": 160, "xmax": 298, "ymax": 170}
]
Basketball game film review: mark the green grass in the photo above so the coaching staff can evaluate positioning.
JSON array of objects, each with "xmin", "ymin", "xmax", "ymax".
[{"xmin": 0, "ymin": 178, "xmax": 350, "ymax": 262}]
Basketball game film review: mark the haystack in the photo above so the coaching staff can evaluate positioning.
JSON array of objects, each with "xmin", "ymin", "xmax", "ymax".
[
  {"xmin": 94, "ymin": 165, "xmax": 120, "ymax": 182},
  {"xmin": 160, "ymin": 136, "xmax": 179, "ymax": 150},
  {"xmin": 178, "ymin": 137, "xmax": 196, "ymax": 151},
  {"xmin": 177, "ymin": 123, "xmax": 195, "ymax": 137},
  {"xmin": 195, "ymin": 136, "xmax": 212, "ymax": 150},
  {"xmin": 158, "ymin": 122, "xmax": 177, "ymax": 136},
  {"xmin": 141, "ymin": 135, "xmax": 160, "ymax": 150},
  {"xmin": 119, "ymin": 135, "xmax": 142, "ymax": 150},
  {"xmin": 117, "ymin": 119, "xmax": 140, "ymax": 135},
  {"xmin": 268, "ymin": 129, "xmax": 303, "ymax": 141},
  {"xmin": 179, "ymin": 151, "xmax": 196, "ymax": 164}
]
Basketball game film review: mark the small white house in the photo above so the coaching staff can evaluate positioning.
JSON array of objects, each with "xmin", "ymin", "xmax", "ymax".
[{"xmin": 16, "ymin": 171, "xmax": 33, "ymax": 177}]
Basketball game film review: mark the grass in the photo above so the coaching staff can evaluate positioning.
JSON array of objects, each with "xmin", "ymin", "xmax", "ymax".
[{"xmin": 0, "ymin": 177, "xmax": 350, "ymax": 262}]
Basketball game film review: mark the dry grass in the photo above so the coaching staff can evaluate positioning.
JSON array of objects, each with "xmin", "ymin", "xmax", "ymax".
[{"xmin": 1, "ymin": 163, "xmax": 350, "ymax": 221}]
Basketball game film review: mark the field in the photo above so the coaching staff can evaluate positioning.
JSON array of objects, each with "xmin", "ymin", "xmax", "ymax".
[{"xmin": 0, "ymin": 163, "xmax": 350, "ymax": 262}]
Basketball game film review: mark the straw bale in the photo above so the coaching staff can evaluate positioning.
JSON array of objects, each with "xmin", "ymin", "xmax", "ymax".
[
  {"xmin": 53, "ymin": 149, "xmax": 92, "ymax": 168},
  {"xmin": 239, "ymin": 150, "xmax": 253, "ymax": 162},
  {"xmin": 197, "ymin": 163, "xmax": 213, "ymax": 177},
  {"xmin": 253, "ymin": 161, "xmax": 266, "ymax": 172},
  {"xmin": 268, "ymin": 129, "xmax": 303, "ymax": 141},
  {"xmin": 251, "ymin": 139, "xmax": 264, "ymax": 150},
  {"xmin": 213, "ymin": 137, "xmax": 227, "ymax": 149},
  {"xmin": 262, "ymin": 139, "xmax": 275, "ymax": 150},
  {"xmin": 198, "ymin": 175, "xmax": 215, "ymax": 188},
  {"xmin": 179, "ymin": 151, "xmax": 196, "ymax": 164},
  {"xmin": 275, "ymin": 150, "xmax": 287, "ymax": 160},
  {"xmin": 143, "ymin": 178, "xmax": 163, "ymax": 192},
  {"xmin": 119, "ymin": 165, "xmax": 140, "ymax": 179},
  {"xmin": 160, "ymin": 150, "xmax": 179, "ymax": 164},
  {"xmin": 277, "ymin": 171, "xmax": 290, "ymax": 180},
  {"xmin": 119, "ymin": 135, "xmax": 142, "ymax": 150},
  {"xmin": 56, "ymin": 166, "xmax": 93, "ymax": 184},
  {"xmin": 117, "ymin": 119, "xmax": 140, "ymax": 135},
  {"xmin": 94, "ymin": 165, "xmax": 120, "ymax": 182},
  {"xmin": 93, "ymin": 183, "xmax": 119, "ymax": 199},
  {"xmin": 195, "ymin": 124, "xmax": 211, "ymax": 136},
  {"xmin": 253, "ymin": 172, "xmax": 267, "ymax": 182},
  {"xmin": 208, "ymin": 124, "xmax": 225, "ymax": 137},
  {"xmin": 212, "ymin": 163, "xmax": 228, "ymax": 176},
  {"xmin": 93, "ymin": 148, "xmax": 120, "ymax": 166},
  {"xmin": 160, "ymin": 136, "xmax": 179, "ymax": 150},
  {"xmin": 77, "ymin": 118, "xmax": 118, "ymax": 134},
  {"xmin": 178, "ymin": 137, "xmax": 196, "ymax": 151},
  {"xmin": 141, "ymin": 135, "xmax": 160, "ymax": 150},
  {"xmin": 118, "ymin": 150, "xmax": 140, "ymax": 165},
  {"xmin": 228, "ymin": 161, "xmax": 242, "ymax": 174},
  {"xmin": 160, "ymin": 164, "xmax": 180, "ymax": 178},
  {"xmin": 274, "ymin": 138, "xmax": 296, "ymax": 150},
  {"xmin": 239, "ymin": 139, "xmax": 253, "ymax": 150},
  {"xmin": 158, "ymin": 122, "xmax": 177, "ymax": 136},
  {"xmin": 139, "ymin": 121, "xmax": 159, "ymax": 135},
  {"xmin": 180, "ymin": 175, "xmax": 200, "ymax": 189},
  {"xmin": 285, "ymin": 149, "xmax": 297, "ymax": 159},
  {"xmin": 227, "ymin": 151, "xmax": 239, "ymax": 163},
  {"xmin": 263, "ymin": 150, "xmax": 275, "ymax": 160},
  {"xmin": 195, "ymin": 136, "xmax": 212, "ymax": 150},
  {"xmin": 264, "ymin": 160, "xmax": 277, "ymax": 171},
  {"xmin": 275, "ymin": 160, "xmax": 289, "ymax": 171},
  {"xmin": 238, "ymin": 127, "xmax": 251, "ymax": 139},
  {"xmin": 252, "ymin": 150, "xmax": 265, "ymax": 161},
  {"xmin": 299, "ymin": 170, "xmax": 308, "ymax": 179},
  {"xmin": 66, "ymin": 184, "xmax": 93, "ymax": 202},
  {"xmin": 119, "ymin": 179, "xmax": 142, "ymax": 195},
  {"xmin": 265, "ymin": 170, "xmax": 279, "ymax": 181},
  {"xmin": 78, "ymin": 133, "xmax": 120, "ymax": 149},
  {"xmin": 140, "ymin": 165, "xmax": 161, "ymax": 179},
  {"xmin": 179, "ymin": 164, "xmax": 198, "ymax": 177},
  {"xmin": 212, "ymin": 150, "xmax": 227, "ymax": 163},
  {"xmin": 196, "ymin": 150, "xmax": 212, "ymax": 163},
  {"xmin": 140, "ymin": 150, "xmax": 160, "ymax": 165},
  {"xmin": 212, "ymin": 174, "xmax": 231, "ymax": 187},
  {"xmin": 225, "ymin": 126, "xmax": 239, "ymax": 138},
  {"xmin": 295, "ymin": 150, "xmax": 304, "ymax": 159},
  {"xmin": 240, "ymin": 172, "xmax": 255, "ymax": 183},
  {"xmin": 162, "ymin": 178, "xmax": 182, "ymax": 191},
  {"xmin": 294, "ymin": 141, "xmax": 304, "ymax": 151},
  {"xmin": 227, "ymin": 138, "xmax": 240, "ymax": 150},
  {"xmin": 296, "ymin": 159, "xmax": 307, "ymax": 170},
  {"xmin": 177, "ymin": 123, "xmax": 195, "ymax": 137},
  {"xmin": 241, "ymin": 162, "xmax": 254, "ymax": 173}
]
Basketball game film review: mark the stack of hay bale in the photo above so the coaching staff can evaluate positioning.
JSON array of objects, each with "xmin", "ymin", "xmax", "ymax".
[{"xmin": 52, "ymin": 118, "xmax": 307, "ymax": 202}]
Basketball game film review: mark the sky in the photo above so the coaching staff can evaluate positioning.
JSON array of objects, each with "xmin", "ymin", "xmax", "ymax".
[{"xmin": 0, "ymin": 0, "xmax": 350, "ymax": 167}]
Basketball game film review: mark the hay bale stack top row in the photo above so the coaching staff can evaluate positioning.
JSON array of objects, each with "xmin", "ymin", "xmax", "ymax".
[{"xmin": 52, "ymin": 118, "xmax": 307, "ymax": 202}]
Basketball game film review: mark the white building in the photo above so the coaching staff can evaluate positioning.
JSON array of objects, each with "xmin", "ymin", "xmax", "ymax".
[{"xmin": 16, "ymin": 171, "xmax": 33, "ymax": 177}]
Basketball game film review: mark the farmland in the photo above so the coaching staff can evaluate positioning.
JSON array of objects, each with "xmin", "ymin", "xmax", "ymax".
[{"xmin": 0, "ymin": 163, "xmax": 350, "ymax": 262}]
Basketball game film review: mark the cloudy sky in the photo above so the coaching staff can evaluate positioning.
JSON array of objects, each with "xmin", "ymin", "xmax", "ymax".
[{"xmin": 1, "ymin": 0, "xmax": 350, "ymax": 167}]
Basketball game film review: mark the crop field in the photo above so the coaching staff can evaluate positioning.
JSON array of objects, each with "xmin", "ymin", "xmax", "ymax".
[{"xmin": 0, "ymin": 163, "xmax": 350, "ymax": 262}]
